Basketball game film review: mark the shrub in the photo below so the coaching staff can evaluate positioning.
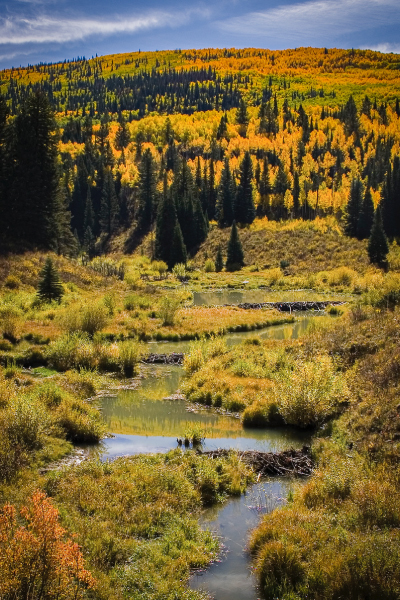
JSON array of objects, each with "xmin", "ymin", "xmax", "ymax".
[
  {"xmin": 152, "ymin": 260, "xmax": 168, "ymax": 279},
  {"xmin": 4, "ymin": 275, "xmax": 21, "ymax": 290},
  {"xmin": 47, "ymin": 333, "xmax": 95, "ymax": 371},
  {"xmin": 159, "ymin": 296, "xmax": 181, "ymax": 326},
  {"xmin": 275, "ymin": 355, "xmax": 347, "ymax": 427},
  {"xmin": 34, "ymin": 381, "xmax": 66, "ymax": 407},
  {"xmin": 80, "ymin": 305, "xmax": 108, "ymax": 336},
  {"xmin": 0, "ymin": 491, "xmax": 96, "ymax": 598},
  {"xmin": 204, "ymin": 259, "xmax": 216, "ymax": 273},
  {"xmin": 118, "ymin": 340, "xmax": 143, "ymax": 377},
  {"xmin": 0, "ymin": 305, "xmax": 22, "ymax": 342},
  {"xmin": 55, "ymin": 397, "xmax": 105, "ymax": 443},
  {"xmin": 103, "ymin": 292, "xmax": 116, "ymax": 315},
  {"xmin": 2, "ymin": 396, "xmax": 48, "ymax": 450},
  {"xmin": 172, "ymin": 263, "xmax": 187, "ymax": 281},
  {"xmin": 328, "ymin": 266, "xmax": 357, "ymax": 287}
]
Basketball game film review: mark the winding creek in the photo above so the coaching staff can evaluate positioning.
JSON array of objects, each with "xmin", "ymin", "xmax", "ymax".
[{"xmin": 86, "ymin": 292, "xmax": 344, "ymax": 599}]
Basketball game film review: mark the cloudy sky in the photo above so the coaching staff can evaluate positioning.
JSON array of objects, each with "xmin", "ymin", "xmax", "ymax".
[{"xmin": 0, "ymin": 0, "xmax": 400, "ymax": 69}]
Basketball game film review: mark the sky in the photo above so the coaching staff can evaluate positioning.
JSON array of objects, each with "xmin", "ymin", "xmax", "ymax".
[{"xmin": 0, "ymin": 0, "xmax": 400, "ymax": 69}]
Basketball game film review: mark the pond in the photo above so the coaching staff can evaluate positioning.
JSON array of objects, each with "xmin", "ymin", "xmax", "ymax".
[
  {"xmin": 90, "ymin": 365, "xmax": 310, "ymax": 460},
  {"xmin": 192, "ymin": 289, "xmax": 350, "ymax": 306}
]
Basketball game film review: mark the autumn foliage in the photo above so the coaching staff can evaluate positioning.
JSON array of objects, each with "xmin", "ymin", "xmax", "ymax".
[{"xmin": 0, "ymin": 490, "xmax": 95, "ymax": 600}]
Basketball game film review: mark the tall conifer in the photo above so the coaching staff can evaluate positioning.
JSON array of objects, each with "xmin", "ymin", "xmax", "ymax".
[
  {"xmin": 368, "ymin": 207, "xmax": 389, "ymax": 266},
  {"xmin": 344, "ymin": 178, "xmax": 363, "ymax": 237},
  {"xmin": 226, "ymin": 221, "xmax": 244, "ymax": 271},
  {"xmin": 216, "ymin": 158, "xmax": 234, "ymax": 227},
  {"xmin": 235, "ymin": 151, "xmax": 255, "ymax": 224},
  {"xmin": 357, "ymin": 186, "xmax": 375, "ymax": 240},
  {"xmin": 137, "ymin": 148, "xmax": 157, "ymax": 232}
]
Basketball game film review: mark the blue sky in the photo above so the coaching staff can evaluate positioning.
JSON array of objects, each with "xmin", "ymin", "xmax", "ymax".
[{"xmin": 0, "ymin": 0, "xmax": 400, "ymax": 69}]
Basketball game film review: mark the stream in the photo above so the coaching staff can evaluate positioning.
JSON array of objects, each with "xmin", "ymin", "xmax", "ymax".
[{"xmin": 87, "ymin": 293, "xmax": 337, "ymax": 599}]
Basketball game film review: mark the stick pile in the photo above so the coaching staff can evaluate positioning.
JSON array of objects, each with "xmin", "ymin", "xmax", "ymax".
[
  {"xmin": 232, "ymin": 301, "xmax": 346, "ymax": 312},
  {"xmin": 142, "ymin": 353, "xmax": 184, "ymax": 365},
  {"xmin": 201, "ymin": 447, "xmax": 313, "ymax": 477}
]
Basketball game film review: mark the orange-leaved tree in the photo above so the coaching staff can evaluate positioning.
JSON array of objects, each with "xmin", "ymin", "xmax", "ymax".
[{"xmin": 0, "ymin": 490, "xmax": 95, "ymax": 600}]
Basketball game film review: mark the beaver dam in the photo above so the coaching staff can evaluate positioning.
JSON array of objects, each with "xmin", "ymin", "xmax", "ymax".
[
  {"xmin": 200, "ymin": 447, "xmax": 313, "ymax": 477},
  {"xmin": 229, "ymin": 300, "xmax": 346, "ymax": 312}
]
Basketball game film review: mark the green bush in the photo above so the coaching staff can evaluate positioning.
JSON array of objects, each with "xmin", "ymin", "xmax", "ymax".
[
  {"xmin": 3, "ymin": 396, "xmax": 48, "ymax": 450},
  {"xmin": 159, "ymin": 296, "xmax": 181, "ymax": 326},
  {"xmin": 204, "ymin": 259, "xmax": 216, "ymax": 273},
  {"xmin": 55, "ymin": 397, "xmax": 105, "ymax": 443},
  {"xmin": 118, "ymin": 340, "xmax": 142, "ymax": 377}
]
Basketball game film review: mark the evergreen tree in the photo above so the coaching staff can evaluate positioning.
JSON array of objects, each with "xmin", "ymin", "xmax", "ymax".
[
  {"xmin": 236, "ymin": 98, "xmax": 249, "ymax": 125},
  {"xmin": 368, "ymin": 207, "xmax": 389, "ymax": 266},
  {"xmin": 216, "ymin": 112, "xmax": 228, "ymax": 140},
  {"xmin": 380, "ymin": 167, "xmax": 396, "ymax": 238},
  {"xmin": 357, "ymin": 186, "xmax": 375, "ymax": 240},
  {"xmin": 0, "ymin": 95, "xmax": 9, "ymax": 240},
  {"xmin": 114, "ymin": 116, "xmax": 131, "ymax": 150},
  {"xmin": 215, "ymin": 246, "xmax": 224, "ymax": 272},
  {"xmin": 84, "ymin": 186, "xmax": 94, "ymax": 232},
  {"xmin": 343, "ymin": 95, "xmax": 360, "ymax": 138},
  {"xmin": 137, "ymin": 148, "xmax": 157, "ymax": 232},
  {"xmin": 9, "ymin": 92, "xmax": 69, "ymax": 249},
  {"xmin": 216, "ymin": 158, "xmax": 234, "ymax": 227},
  {"xmin": 235, "ymin": 151, "xmax": 255, "ymax": 224},
  {"xmin": 100, "ymin": 168, "xmax": 118, "ymax": 235},
  {"xmin": 155, "ymin": 186, "xmax": 178, "ymax": 266},
  {"xmin": 84, "ymin": 226, "xmax": 95, "ymax": 258},
  {"xmin": 207, "ymin": 159, "xmax": 217, "ymax": 221},
  {"xmin": 257, "ymin": 158, "xmax": 271, "ymax": 217},
  {"xmin": 37, "ymin": 257, "xmax": 64, "ymax": 302},
  {"xmin": 226, "ymin": 221, "xmax": 244, "ymax": 271},
  {"xmin": 169, "ymin": 222, "xmax": 187, "ymax": 269},
  {"xmin": 292, "ymin": 171, "xmax": 301, "ymax": 218},
  {"xmin": 344, "ymin": 177, "xmax": 363, "ymax": 237},
  {"xmin": 192, "ymin": 195, "xmax": 208, "ymax": 248},
  {"xmin": 273, "ymin": 162, "xmax": 290, "ymax": 219}
]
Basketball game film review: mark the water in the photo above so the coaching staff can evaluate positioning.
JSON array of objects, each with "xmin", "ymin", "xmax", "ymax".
[
  {"xmin": 91, "ymin": 364, "xmax": 310, "ymax": 460},
  {"xmin": 190, "ymin": 479, "xmax": 293, "ymax": 600},
  {"xmin": 145, "ymin": 313, "xmax": 323, "ymax": 355},
  {"xmin": 192, "ymin": 289, "xmax": 350, "ymax": 306}
]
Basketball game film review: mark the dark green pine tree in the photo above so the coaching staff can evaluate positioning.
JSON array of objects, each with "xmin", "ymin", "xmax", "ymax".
[
  {"xmin": 368, "ymin": 207, "xmax": 389, "ymax": 266},
  {"xmin": 37, "ymin": 257, "xmax": 64, "ymax": 302},
  {"xmin": 84, "ymin": 186, "xmax": 95, "ymax": 232},
  {"xmin": 216, "ymin": 112, "xmax": 228, "ymax": 140},
  {"xmin": 292, "ymin": 171, "xmax": 301, "ymax": 218},
  {"xmin": 169, "ymin": 222, "xmax": 187, "ymax": 269},
  {"xmin": 84, "ymin": 226, "xmax": 95, "ymax": 258},
  {"xmin": 0, "ymin": 95, "xmax": 9, "ymax": 240},
  {"xmin": 100, "ymin": 168, "xmax": 118, "ymax": 235},
  {"xmin": 215, "ymin": 246, "xmax": 224, "ymax": 272},
  {"xmin": 207, "ymin": 159, "xmax": 217, "ymax": 221},
  {"xmin": 392, "ymin": 156, "xmax": 400, "ymax": 237},
  {"xmin": 192, "ymin": 195, "xmax": 208, "ymax": 248},
  {"xmin": 114, "ymin": 115, "xmax": 131, "ymax": 151},
  {"xmin": 155, "ymin": 182, "xmax": 179, "ymax": 267},
  {"xmin": 137, "ymin": 148, "xmax": 157, "ymax": 232},
  {"xmin": 216, "ymin": 158, "xmax": 234, "ymax": 227},
  {"xmin": 343, "ymin": 95, "xmax": 360, "ymax": 138},
  {"xmin": 357, "ymin": 186, "xmax": 375, "ymax": 240},
  {"xmin": 9, "ymin": 92, "xmax": 69, "ymax": 249},
  {"xmin": 226, "ymin": 221, "xmax": 244, "ymax": 272},
  {"xmin": 257, "ymin": 158, "xmax": 271, "ymax": 217},
  {"xmin": 235, "ymin": 151, "xmax": 255, "ymax": 224},
  {"xmin": 236, "ymin": 98, "xmax": 249, "ymax": 126},
  {"xmin": 344, "ymin": 177, "xmax": 363, "ymax": 237},
  {"xmin": 273, "ymin": 162, "xmax": 290, "ymax": 220}
]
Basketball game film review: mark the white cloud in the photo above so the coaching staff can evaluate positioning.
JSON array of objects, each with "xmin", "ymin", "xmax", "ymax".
[
  {"xmin": 0, "ymin": 9, "xmax": 203, "ymax": 45},
  {"xmin": 363, "ymin": 43, "xmax": 400, "ymax": 54},
  {"xmin": 216, "ymin": 0, "xmax": 400, "ymax": 45}
]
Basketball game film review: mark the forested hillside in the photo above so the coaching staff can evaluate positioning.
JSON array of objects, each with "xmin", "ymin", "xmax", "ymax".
[{"xmin": 0, "ymin": 46, "xmax": 400, "ymax": 265}]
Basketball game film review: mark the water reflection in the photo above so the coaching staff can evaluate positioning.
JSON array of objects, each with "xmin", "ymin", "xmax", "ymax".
[{"xmin": 193, "ymin": 289, "xmax": 350, "ymax": 306}]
